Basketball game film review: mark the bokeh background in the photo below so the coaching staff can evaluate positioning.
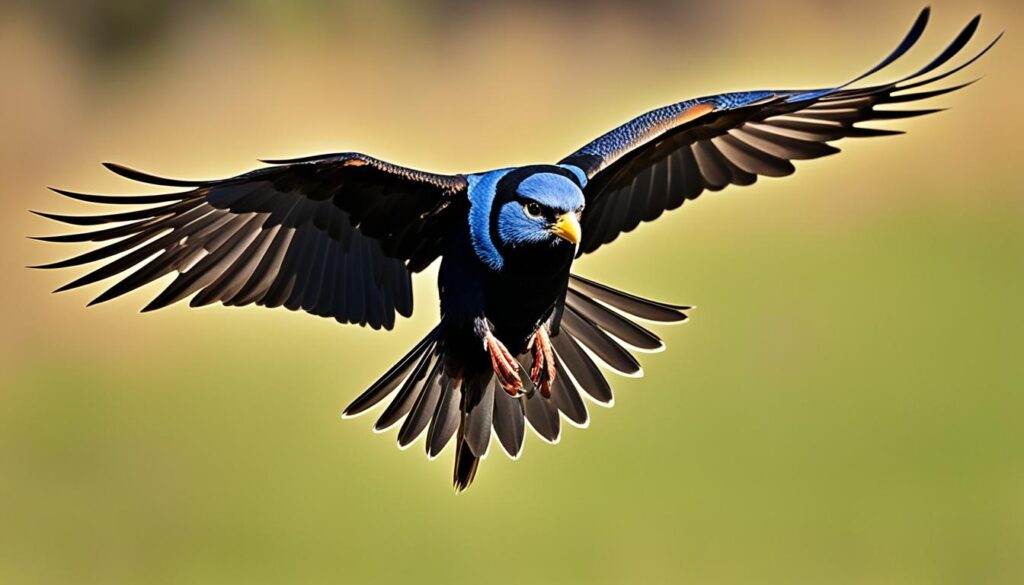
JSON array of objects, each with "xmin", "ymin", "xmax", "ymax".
[{"xmin": 2, "ymin": 1, "xmax": 1022, "ymax": 583}]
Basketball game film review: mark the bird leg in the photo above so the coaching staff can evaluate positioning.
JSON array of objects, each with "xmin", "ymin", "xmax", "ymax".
[
  {"xmin": 484, "ymin": 331, "xmax": 524, "ymax": 397},
  {"xmin": 529, "ymin": 325, "xmax": 557, "ymax": 399}
]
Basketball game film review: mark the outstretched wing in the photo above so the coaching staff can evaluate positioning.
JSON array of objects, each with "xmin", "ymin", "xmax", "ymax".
[
  {"xmin": 560, "ymin": 8, "xmax": 1001, "ymax": 255},
  {"xmin": 32, "ymin": 153, "xmax": 468, "ymax": 330}
]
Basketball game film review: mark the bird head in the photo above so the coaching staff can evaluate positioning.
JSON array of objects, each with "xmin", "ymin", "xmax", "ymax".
[
  {"xmin": 494, "ymin": 171, "xmax": 584, "ymax": 248},
  {"xmin": 468, "ymin": 166, "xmax": 586, "ymax": 271}
]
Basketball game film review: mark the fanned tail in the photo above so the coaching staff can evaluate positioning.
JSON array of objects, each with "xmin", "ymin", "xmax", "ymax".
[{"xmin": 343, "ymin": 274, "xmax": 690, "ymax": 491}]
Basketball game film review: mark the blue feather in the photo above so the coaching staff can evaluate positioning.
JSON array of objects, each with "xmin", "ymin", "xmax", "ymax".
[
  {"xmin": 496, "ymin": 202, "xmax": 551, "ymax": 247},
  {"xmin": 516, "ymin": 173, "xmax": 585, "ymax": 212},
  {"xmin": 467, "ymin": 169, "xmax": 513, "ymax": 271}
]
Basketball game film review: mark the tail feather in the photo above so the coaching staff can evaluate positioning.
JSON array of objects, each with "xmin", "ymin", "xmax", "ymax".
[
  {"xmin": 519, "ymin": 352, "xmax": 561, "ymax": 443},
  {"xmin": 523, "ymin": 386, "xmax": 561, "ymax": 443},
  {"xmin": 342, "ymin": 326, "xmax": 439, "ymax": 417},
  {"xmin": 344, "ymin": 274, "xmax": 690, "ymax": 491},
  {"xmin": 492, "ymin": 383, "xmax": 526, "ymax": 459},
  {"xmin": 560, "ymin": 306, "xmax": 642, "ymax": 375},
  {"xmin": 463, "ymin": 377, "xmax": 495, "ymax": 457},
  {"xmin": 374, "ymin": 347, "xmax": 441, "ymax": 431},
  {"xmin": 396, "ymin": 365, "xmax": 446, "ymax": 448},
  {"xmin": 550, "ymin": 331, "xmax": 613, "ymax": 404},
  {"xmin": 454, "ymin": 375, "xmax": 493, "ymax": 492},
  {"xmin": 550, "ymin": 358, "xmax": 588, "ymax": 426},
  {"xmin": 565, "ymin": 288, "xmax": 663, "ymax": 350},
  {"xmin": 567, "ymin": 274, "xmax": 690, "ymax": 322},
  {"xmin": 426, "ymin": 377, "xmax": 461, "ymax": 459},
  {"xmin": 453, "ymin": 435, "xmax": 479, "ymax": 492}
]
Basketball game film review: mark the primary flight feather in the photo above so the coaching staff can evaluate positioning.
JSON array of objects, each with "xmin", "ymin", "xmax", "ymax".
[{"xmin": 33, "ymin": 8, "xmax": 998, "ymax": 491}]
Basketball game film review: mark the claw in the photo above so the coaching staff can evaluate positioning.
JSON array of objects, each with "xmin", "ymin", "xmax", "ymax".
[
  {"xmin": 529, "ymin": 326, "xmax": 557, "ymax": 398},
  {"xmin": 485, "ymin": 331, "xmax": 523, "ymax": 397}
]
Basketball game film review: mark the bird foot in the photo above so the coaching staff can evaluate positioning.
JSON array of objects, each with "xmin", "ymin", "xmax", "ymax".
[
  {"xmin": 529, "ymin": 326, "xmax": 557, "ymax": 399},
  {"xmin": 485, "ymin": 331, "xmax": 524, "ymax": 397}
]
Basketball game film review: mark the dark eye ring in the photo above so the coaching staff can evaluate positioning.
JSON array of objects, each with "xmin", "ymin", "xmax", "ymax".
[{"xmin": 524, "ymin": 202, "xmax": 543, "ymax": 218}]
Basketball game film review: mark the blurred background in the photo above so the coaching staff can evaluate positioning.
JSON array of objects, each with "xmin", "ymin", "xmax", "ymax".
[{"xmin": 2, "ymin": 1, "xmax": 1022, "ymax": 583}]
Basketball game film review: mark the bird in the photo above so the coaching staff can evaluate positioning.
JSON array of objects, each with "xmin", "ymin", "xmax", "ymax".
[{"xmin": 32, "ymin": 8, "xmax": 999, "ymax": 491}]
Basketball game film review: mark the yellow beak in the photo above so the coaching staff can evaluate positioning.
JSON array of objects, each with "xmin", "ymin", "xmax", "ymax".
[{"xmin": 550, "ymin": 212, "xmax": 582, "ymax": 245}]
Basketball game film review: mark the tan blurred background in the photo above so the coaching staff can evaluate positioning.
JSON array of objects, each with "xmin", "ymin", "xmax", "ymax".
[{"xmin": 2, "ymin": 1, "xmax": 1022, "ymax": 583}]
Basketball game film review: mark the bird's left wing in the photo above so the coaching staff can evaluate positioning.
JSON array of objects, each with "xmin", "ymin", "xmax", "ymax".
[
  {"xmin": 560, "ymin": 8, "xmax": 1000, "ymax": 255},
  {"xmin": 32, "ymin": 153, "xmax": 467, "ymax": 330}
]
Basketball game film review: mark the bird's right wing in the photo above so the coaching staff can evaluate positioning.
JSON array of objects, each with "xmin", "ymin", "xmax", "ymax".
[
  {"xmin": 32, "ymin": 153, "xmax": 468, "ymax": 330},
  {"xmin": 559, "ymin": 8, "xmax": 1001, "ymax": 255}
]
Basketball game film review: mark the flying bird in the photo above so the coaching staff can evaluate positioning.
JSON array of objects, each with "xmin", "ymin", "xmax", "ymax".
[{"xmin": 32, "ymin": 8, "xmax": 998, "ymax": 491}]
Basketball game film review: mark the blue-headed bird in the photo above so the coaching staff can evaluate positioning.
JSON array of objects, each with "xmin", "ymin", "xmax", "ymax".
[{"xmin": 32, "ymin": 8, "xmax": 999, "ymax": 490}]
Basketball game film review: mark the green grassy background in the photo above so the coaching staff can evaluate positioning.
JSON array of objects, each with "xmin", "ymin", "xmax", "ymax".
[{"xmin": 2, "ymin": 1, "xmax": 1022, "ymax": 583}]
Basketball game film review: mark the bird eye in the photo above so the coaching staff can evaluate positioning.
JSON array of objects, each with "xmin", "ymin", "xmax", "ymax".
[{"xmin": 523, "ymin": 202, "xmax": 543, "ymax": 218}]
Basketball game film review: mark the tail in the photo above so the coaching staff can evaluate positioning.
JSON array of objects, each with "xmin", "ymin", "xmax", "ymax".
[{"xmin": 343, "ymin": 274, "xmax": 690, "ymax": 491}]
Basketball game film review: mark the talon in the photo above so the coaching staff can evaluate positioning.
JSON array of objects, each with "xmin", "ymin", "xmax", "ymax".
[
  {"xmin": 530, "ymin": 326, "xmax": 557, "ymax": 399},
  {"xmin": 485, "ymin": 331, "xmax": 523, "ymax": 397}
]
